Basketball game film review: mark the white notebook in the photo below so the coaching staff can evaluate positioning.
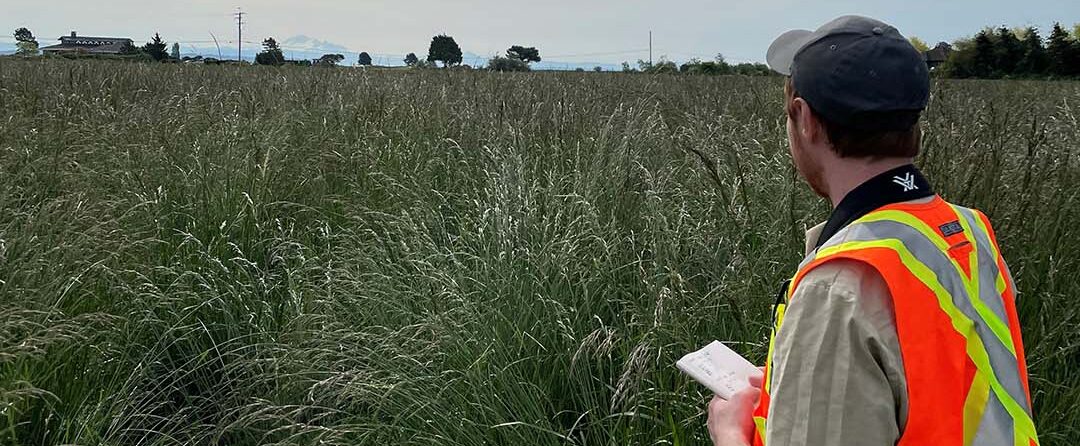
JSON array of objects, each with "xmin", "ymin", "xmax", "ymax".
[{"xmin": 676, "ymin": 341, "xmax": 763, "ymax": 400}]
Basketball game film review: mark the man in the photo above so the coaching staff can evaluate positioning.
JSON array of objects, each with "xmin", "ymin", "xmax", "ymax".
[{"xmin": 706, "ymin": 16, "xmax": 1039, "ymax": 446}]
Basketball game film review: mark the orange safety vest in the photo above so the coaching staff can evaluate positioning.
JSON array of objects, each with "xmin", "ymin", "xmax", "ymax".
[{"xmin": 751, "ymin": 196, "xmax": 1038, "ymax": 446}]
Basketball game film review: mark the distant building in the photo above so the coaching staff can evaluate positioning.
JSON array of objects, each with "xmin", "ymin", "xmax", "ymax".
[
  {"xmin": 40, "ymin": 31, "xmax": 134, "ymax": 55},
  {"xmin": 923, "ymin": 42, "xmax": 953, "ymax": 70}
]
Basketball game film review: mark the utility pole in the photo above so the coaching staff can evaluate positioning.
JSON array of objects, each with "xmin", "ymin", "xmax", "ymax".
[
  {"xmin": 649, "ymin": 31, "xmax": 653, "ymax": 67},
  {"xmin": 234, "ymin": 8, "xmax": 245, "ymax": 61}
]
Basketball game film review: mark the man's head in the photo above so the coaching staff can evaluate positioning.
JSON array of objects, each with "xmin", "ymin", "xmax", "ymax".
[{"xmin": 768, "ymin": 16, "xmax": 930, "ymax": 198}]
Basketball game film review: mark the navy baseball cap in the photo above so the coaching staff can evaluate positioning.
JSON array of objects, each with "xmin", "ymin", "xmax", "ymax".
[{"xmin": 767, "ymin": 15, "xmax": 930, "ymax": 131}]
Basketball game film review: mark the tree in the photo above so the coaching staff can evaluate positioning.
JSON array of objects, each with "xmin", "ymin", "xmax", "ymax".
[
  {"xmin": 506, "ymin": 45, "xmax": 541, "ymax": 64},
  {"xmin": 119, "ymin": 41, "xmax": 139, "ymax": 56},
  {"xmin": 255, "ymin": 37, "xmax": 285, "ymax": 66},
  {"xmin": 731, "ymin": 62, "xmax": 773, "ymax": 76},
  {"xmin": 487, "ymin": 55, "xmax": 529, "ymax": 72},
  {"xmin": 681, "ymin": 58, "xmax": 733, "ymax": 75},
  {"xmin": 909, "ymin": 36, "xmax": 930, "ymax": 53},
  {"xmin": 357, "ymin": 52, "xmax": 373, "ymax": 66},
  {"xmin": 593, "ymin": 66, "xmax": 603, "ymax": 72},
  {"xmin": 315, "ymin": 53, "xmax": 345, "ymax": 66},
  {"xmin": 13, "ymin": 27, "xmax": 38, "ymax": 56},
  {"xmin": 994, "ymin": 26, "xmax": 1023, "ymax": 76},
  {"xmin": 1047, "ymin": 23, "xmax": 1076, "ymax": 76},
  {"xmin": 14, "ymin": 27, "xmax": 33, "ymax": 42},
  {"xmin": 971, "ymin": 30, "xmax": 997, "ymax": 78},
  {"xmin": 638, "ymin": 56, "xmax": 677, "ymax": 74},
  {"xmin": 170, "ymin": 42, "xmax": 180, "ymax": 60},
  {"xmin": 940, "ymin": 37, "xmax": 976, "ymax": 78},
  {"xmin": 142, "ymin": 33, "xmax": 169, "ymax": 61},
  {"xmin": 427, "ymin": 34, "xmax": 462, "ymax": 67},
  {"xmin": 404, "ymin": 52, "xmax": 419, "ymax": 66},
  {"xmin": 1017, "ymin": 26, "xmax": 1049, "ymax": 76}
]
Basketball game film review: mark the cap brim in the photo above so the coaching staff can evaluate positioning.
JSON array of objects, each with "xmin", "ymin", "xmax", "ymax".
[{"xmin": 767, "ymin": 29, "xmax": 815, "ymax": 75}]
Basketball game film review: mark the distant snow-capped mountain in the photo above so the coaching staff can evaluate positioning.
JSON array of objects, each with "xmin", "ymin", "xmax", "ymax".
[
  {"xmin": 175, "ymin": 35, "xmax": 357, "ymax": 62},
  {"xmin": 278, "ymin": 35, "xmax": 350, "ymax": 54}
]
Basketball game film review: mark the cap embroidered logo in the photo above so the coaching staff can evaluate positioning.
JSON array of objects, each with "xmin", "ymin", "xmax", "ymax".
[{"xmin": 893, "ymin": 173, "xmax": 918, "ymax": 192}]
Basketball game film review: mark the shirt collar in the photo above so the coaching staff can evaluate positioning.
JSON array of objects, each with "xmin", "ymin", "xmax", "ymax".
[
  {"xmin": 804, "ymin": 222, "xmax": 826, "ymax": 256},
  {"xmin": 814, "ymin": 164, "xmax": 934, "ymax": 249}
]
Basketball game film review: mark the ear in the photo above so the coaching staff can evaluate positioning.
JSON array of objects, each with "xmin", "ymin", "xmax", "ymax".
[
  {"xmin": 791, "ymin": 98, "xmax": 821, "ymax": 142},
  {"xmin": 786, "ymin": 97, "xmax": 812, "ymax": 138}
]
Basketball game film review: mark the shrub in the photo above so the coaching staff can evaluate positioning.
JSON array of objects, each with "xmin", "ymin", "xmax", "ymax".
[{"xmin": 487, "ymin": 55, "xmax": 530, "ymax": 72}]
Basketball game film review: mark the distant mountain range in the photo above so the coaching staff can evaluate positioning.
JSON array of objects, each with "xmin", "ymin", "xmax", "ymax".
[{"xmin": 1, "ymin": 35, "xmax": 623, "ymax": 71}]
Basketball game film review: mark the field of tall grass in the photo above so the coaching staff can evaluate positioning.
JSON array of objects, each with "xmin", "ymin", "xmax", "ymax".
[{"xmin": 0, "ymin": 59, "xmax": 1077, "ymax": 445}]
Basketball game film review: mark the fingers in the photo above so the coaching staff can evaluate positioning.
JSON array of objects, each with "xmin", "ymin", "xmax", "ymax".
[
  {"xmin": 731, "ymin": 386, "xmax": 761, "ymax": 408},
  {"xmin": 706, "ymin": 391, "xmax": 758, "ymax": 446},
  {"xmin": 708, "ymin": 395, "xmax": 725, "ymax": 415},
  {"xmin": 722, "ymin": 387, "xmax": 761, "ymax": 426},
  {"xmin": 748, "ymin": 372, "xmax": 764, "ymax": 389}
]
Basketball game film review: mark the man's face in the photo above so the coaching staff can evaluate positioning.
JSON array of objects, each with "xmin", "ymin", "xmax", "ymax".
[{"xmin": 786, "ymin": 100, "xmax": 828, "ymax": 198}]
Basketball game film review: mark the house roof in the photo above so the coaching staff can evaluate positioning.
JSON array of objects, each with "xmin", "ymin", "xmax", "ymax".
[
  {"xmin": 41, "ymin": 42, "xmax": 131, "ymax": 53},
  {"xmin": 59, "ymin": 35, "xmax": 132, "ymax": 42},
  {"xmin": 922, "ymin": 43, "xmax": 953, "ymax": 64},
  {"xmin": 924, "ymin": 48, "xmax": 950, "ymax": 63}
]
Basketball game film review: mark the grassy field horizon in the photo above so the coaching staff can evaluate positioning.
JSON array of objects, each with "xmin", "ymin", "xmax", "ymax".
[{"xmin": 0, "ymin": 59, "xmax": 1077, "ymax": 445}]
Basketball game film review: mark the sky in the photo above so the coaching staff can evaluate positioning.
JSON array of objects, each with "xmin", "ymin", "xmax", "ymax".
[{"xmin": 4, "ymin": 0, "xmax": 1080, "ymax": 66}]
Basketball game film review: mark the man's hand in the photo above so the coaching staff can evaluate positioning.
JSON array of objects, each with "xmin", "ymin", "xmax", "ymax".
[{"xmin": 706, "ymin": 373, "xmax": 764, "ymax": 446}]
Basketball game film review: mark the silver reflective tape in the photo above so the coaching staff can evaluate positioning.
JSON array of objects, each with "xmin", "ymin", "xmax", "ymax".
[
  {"xmin": 955, "ymin": 206, "xmax": 1011, "ymax": 327},
  {"xmin": 973, "ymin": 391, "xmax": 1015, "ymax": 446},
  {"xmin": 954, "ymin": 207, "xmax": 1031, "ymax": 414}
]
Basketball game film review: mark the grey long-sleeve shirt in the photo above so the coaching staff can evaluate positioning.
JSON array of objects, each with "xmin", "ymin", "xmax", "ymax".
[{"xmin": 765, "ymin": 223, "xmax": 909, "ymax": 446}]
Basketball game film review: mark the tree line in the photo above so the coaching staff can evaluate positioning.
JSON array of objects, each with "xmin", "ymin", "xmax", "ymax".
[
  {"xmin": 12, "ymin": 26, "xmax": 776, "ymax": 76},
  {"xmin": 616, "ymin": 55, "xmax": 771, "ymax": 76},
  {"xmin": 939, "ymin": 23, "xmax": 1080, "ymax": 79}
]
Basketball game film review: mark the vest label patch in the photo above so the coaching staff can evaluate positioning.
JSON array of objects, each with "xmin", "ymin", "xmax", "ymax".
[{"xmin": 940, "ymin": 221, "xmax": 964, "ymax": 237}]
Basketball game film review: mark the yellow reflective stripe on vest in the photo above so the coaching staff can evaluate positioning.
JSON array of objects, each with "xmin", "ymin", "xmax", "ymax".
[
  {"xmin": 853, "ymin": 210, "xmax": 1017, "ymax": 356},
  {"xmin": 964, "ymin": 372, "xmax": 992, "ymax": 446},
  {"xmin": 764, "ymin": 302, "xmax": 787, "ymax": 395},
  {"xmin": 816, "ymin": 239, "xmax": 1039, "ymax": 445}
]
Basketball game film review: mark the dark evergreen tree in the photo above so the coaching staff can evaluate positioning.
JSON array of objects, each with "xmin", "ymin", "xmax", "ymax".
[
  {"xmin": 357, "ymin": 52, "xmax": 373, "ymax": 66},
  {"xmin": 994, "ymin": 26, "xmax": 1023, "ymax": 76},
  {"xmin": 1047, "ymin": 23, "xmax": 1076, "ymax": 76},
  {"xmin": 255, "ymin": 38, "xmax": 285, "ymax": 66},
  {"xmin": 971, "ymin": 30, "xmax": 997, "ymax": 78},
  {"xmin": 142, "ymin": 33, "xmax": 169, "ymax": 61},
  {"xmin": 404, "ymin": 53, "xmax": 419, "ymax": 66},
  {"xmin": 1017, "ymin": 26, "xmax": 1049, "ymax": 76}
]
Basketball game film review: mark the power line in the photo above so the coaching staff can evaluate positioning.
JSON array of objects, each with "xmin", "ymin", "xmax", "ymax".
[{"xmin": 234, "ymin": 8, "xmax": 245, "ymax": 61}]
